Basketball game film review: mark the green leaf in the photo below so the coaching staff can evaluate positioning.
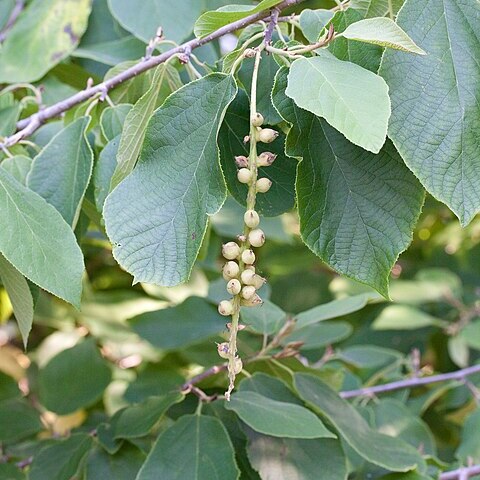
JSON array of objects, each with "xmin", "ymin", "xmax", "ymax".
[
  {"xmin": 0, "ymin": 464, "xmax": 25, "ymax": 480},
  {"xmin": 459, "ymin": 320, "xmax": 480, "ymax": 351},
  {"xmin": 194, "ymin": 0, "xmax": 282, "ymax": 38},
  {"xmin": 342, "ymin": 18, "xmax": 426, "ymax": 54},
  {"xmin": 350, "ymin": 0, "xmax": 404, "ymax": 18},
  {"xmin": 372, "ymin": 305, "xmax": 446, "ymax": 331},
  {"xmin": 113, "ymin": 392, "xmax": 184, "ymax": 439},
  {"xmin": 329, "ymin": 9, "xmax": 383, "ymax": 72},
  {"xmin": 0, "ymin": 254, "xmax": 34, "ymax": 347},
  {"xmin": 38, "ymin": 338, "xmax": 112, "ymax": 414},
  {"xmin": 0, "ymin": 103, "xmax": 21, "ymax": 137},
  {"xmin": 286, "ymin": 321, "xmax": 353, "ymax": 350},
  {"xmin": 245, "ymin": 430, "xmax": 348, "ymax": 480},
  {"xmin": 296, "ymin": 293, "xmax": 380, "ymax": 328},
  {"xmin": 294, "ymin": 374, "xmax": 423, "ymax": 472},
  {"xmin": 131, "ymin": 296, "xmax": 224, "ymax": 350},
  {"xmin": 0, "ymin": 0, "xmax": 92, "ymax": 83},
  {"xmin": 110, "ymin": 63, "xmax": 182, "ymax": 189},
  {"xmin": 28, "ymin": 433, "xmax": 93, "ymax": 480},
  {"xmin": 27, "ymin": 116, "xmax": 94, "ymax": 227},
  {"xmin": 0, "ymin": 168, "xmax": 84, "ymax": 307},
  {"xmin": 337, "ymin": 345, "xmax": 401, "ymax": 369},
  {"xmin": 379, "ymin": 0, "xmax": 480, "ymax": 225},
  {"xmin": 136, "ymin": 414, "xmax": 240, "ymax": 480},
  {"xmin": 94, "ymin": 136, "xmax": 120, "ymax": 212},
  {"xmin": 273, "ymin": 67, "xmax": 424, "ymax": 297},
  {"xmin": 225, "ymin": 391, "xmax": 335, "ymax": 439},
  {"xmin": 85, "ymin": 444, "xmax": 146, "ymax": 480},
  {"xmin": 218, "ymin": 89, "xmax": 296, "ymax": 217},
  {"xmin": 239, "ymin": 372, "xmax": 303, "ymax": 405},
  {"xmin": 286, "ymin": 54, "xmax": 390, "ymax": 153},
  {"xmin": 456, "ymin": 408, "xmax": 480, "ymax": 463},
  {"xmin": 108, "ymin": 0, "xmax": 203, "ymax": 43},
  {"xmin": 104, "ymin": 74, "xmax": 237, "ymax": 286},
  {"xmin": 299, "ymin": 9, "xmax": 334, "ymax": 42},
  {"xmin": 100, "ymin": 104, "xmax": 132, "ymax": 141},
  {"xmin": 240, "ymin": 299, "xmax": 286, "ymax": 335},
  {"xmin": 0, "ymin": 398, "xmax": 43, "ymax": 443},
  {"xmin": 0, "ymin": 155, "xmax": 32, "ymax": 185}
]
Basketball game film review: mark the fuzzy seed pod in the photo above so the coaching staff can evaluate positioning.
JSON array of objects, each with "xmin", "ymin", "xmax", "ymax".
[
  {"xmin": 244, "ymin": 48, "xmax": 256, "ymax": 58},
  {"xmin": 218, "ymin": 300, "xmax": 234, "ymax": 316},
  {"xmin": 241, "ymin": 249, "xmax": 255, "ymax": 265},
  {"xmin": 243, "ymin": 135, "xmax": 250, "ymax": 143},
  {"xmin": 233, "ymin": 357, "xmax": 243, "ymax": 374},
  {"xmin": 227, "ymin": 279, "xmax": 241, "ymax": 295},
  {"xmin": 237, "ymin": 168, "xmax": 252, "ymax": 184},
  {"xmin": 256, "ymin": 177, "xmax": 272, "ymax": 193},
  {"xmin": 244, "ymin": 209, "xmax": 260, "ymax": 229},
  {"xmin": 251, "ymin": 112, "xmax": 264, "ymax": 127},
  {"xmin": 241, "ymin": 293, "xmax": 263, "ymax": 307},
  {"xmin": 245, "ymin": 265, "xmax": 255, "ymax": 272},
  {"xmin": 248, "ymin": 228, "xmax": 265, "ymax": 248},
  {"xmin": 235, "ymin": 155, "xmax": 249, "ymax": 168},
  {"xmin": 223, "ymin": 261, "xmax": 239, "ymax": 280},
  {"xmin": 241, "ymin": 269, "xmax": 256, "ymax": 285},
  {"xmin": 217, "ymin": 342, "xmax": 230, "ymax": 359},
  {"xmin": 241, "ymin": 285, "xmax": 256, "ymax": 300},
  {"xmin": 257, "ymin": 128, "xmax": 279, "ymax": 144},
  {"xmin": 222, "ymin": 242, "xmax": 240, "ymax": 260},
  {"xmin": 257, "ymin": 151, "xmax": 277, "ymax": 167},
  {"xmin": 252, "ymin": 274, "xmax": 266, "ymax": 290}
]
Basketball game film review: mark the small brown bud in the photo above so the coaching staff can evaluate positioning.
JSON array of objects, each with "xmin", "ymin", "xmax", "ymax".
[
  {"xmin": 223, "ymin": 261, "xmax": 239, "ymax": 279},
  {"xmin": 244, "ymin": 209, "xmax": 260, "ymax": 228},
  {"xmin": 257, "ymin": 128, "xmax": 279, "ymax": 144},
  {"xmin": 241, "ymin": 285, "xmax": 256, "ymax": 300},
  {"xmin": 241, "ymin": 249, "xmax": 255, "ymax": 265},
  {"xmin": 256, "ymin": 177, "xmax": 272, "ymax": 193},
  {"xmin": 227, "ymin": 279, "xmax": 241, "ymax": 295},
  {"xmin": 237, "ymin": 168, "xmax": 252, "ymax": 184},
  {"xmin": 248, "ymin": 228, "xmax": 265, "ymax": 248},
  {"xmin": 236, "ymin": 234, "xmax": 247, "ymax": 243},
  {"xmin": 218, "ymin": 300, "xmax": 234, "ymax": 316},
  {"xmin": 222, "ymin": 241, "xmax": 240, "ymax": 260},
  {"xmin": 235, "ymin": 155, "xmax": 249, "ymax": 168},
  {"xmin": 257, "ymin": 151, "xmax": 277, "ymax": 167},
  {"xmin": 251, "ymin": 112, "xmax": 264, "ymax": 127},
  {"xmin": 217, "ymin": 342, "xmax": 230, "ymax": 358}
]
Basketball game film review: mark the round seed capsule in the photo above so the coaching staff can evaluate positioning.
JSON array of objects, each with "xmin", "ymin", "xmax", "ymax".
[
  {"xmin": 257, "ymin": 128, "xmax": 279, "ymax": 143},
  {"xmin": 252, "ymin": 274, "xmax": 266, "ymax": 290},
  {"xmin": 218, "ymin": 300, "xmax": 234, "ymax": 316},
  {"xmin": 257, "ymin": 151, "xmax": 277, "ymax": 167},
  {"xmin": 256, "ymin": 178, "xmax": 272, "ymax": 193},
  {"xmin": 237, "ymin": 168, "xmax": 252, "ymax": 184},
  {"xmin": 241, "ymin": 249, "xmax": 255, "ymax": 265},
  {"xmin": 223, "ymin": 261, "xmax": 239, "ymax": 280},
  {"xmin": 240, "ymin": 269, "xmax": 256, "ymax": 285},
  {"xmin": 233, "ymin": 357, "xmax": 243, "ymax": 374},
  {"xmin": 251, "ymin": 112, "xmax": 264, "ymax": 127},
  {"xmin": 244, "ymin": 209, "xmax": 260, "ymax": 228},
  {"xmin": 241, "ymin": 286, "xmax": 256, "ymax": 300},
  {"xmin": 248, "ymin": 228, "xmax": 265, "ymax": 248},
  {"xmin": 227, "ymin": 279, "xmax": 241, "ymax": 295},
  {"xmin": 217, "ymin": 342, "xmax": 230, "ymax": 359},
  {"xmin": 234, "ymin": 155, "xmax": 249, "ymax": 168},
  {"xmin": 241, "ymin": 293, "xmax": 263, "ymax": 307},
  {"xmin": 222, "ymin": 242, "xmax": 240, "ymax": 260}
]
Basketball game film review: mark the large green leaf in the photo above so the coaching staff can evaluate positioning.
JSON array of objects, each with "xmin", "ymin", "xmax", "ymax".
[
  {"xmin": 27, "ymin": 117, "xmax": 93, "ymax": 227},
  {"xmin": 379, "ymin": 0, "xmax": 480, "ymax": 225},
  {"xmin": 194, "ymin": 0, "xmax": 282, "ymax": 38},
  {"xmin": 0, "ymin": 0, "xmax": 91, "ymax": 83},
  {"xmin": 286, "ymin": 54, "xmax": 390, "ymax": 153},
  {"xmin": 0, "ymin": 254, "xmax": 34, "ymax": 347},
  {"xmin": 0, "ymin": 398, "xmax": 43, "ymax": 443},
  {"xmin": 273, "ymin": 67, "xmax": 424, "ymax": 297},
  {"xmin": 350, "ymin": 0, "xmax": 404, "ymax": 18},
  {"xmin": 294, "ymin": 373, "xmax": 423, "ymax": 472},
  {"xmin": 110, "ymin": 63, "xmax": 182, "ymax": 189},
  {"xmin": 38, "ymin": 338, "xmax": 112, "ymax": 414},
  {"xmin": 104, "ymin": 74, "xmax": 236, "ymax": 286},
  {"xmin": 456, "ymin": 408, "xmax": 480, "ymax": 463},
  {"xmin": 0, "ymin": 168, "xmax": 84, "ymax": 307},
  {"xmin": 100, "ymin": 104, "xmax": 132, "ymax": 141},
  {"xmin": 299, "ymin": 9, "xmax": 334, "ymax": 43},
  {"xmin": 342, "ymin": 18, "xmax": 426, "ymax": 54},
  {"xmin": 0, "ymin": 155, "xmax": 32, "ymax": 185},
  {"xmin": 28, "ymin": 434, "xmax": 93, "ymax": 480},
  {"xmin": 136, "ymin": 414, "xmax": 240, "ymax": 480},
  {"xmin": 240, "ymin": 299, "xmax": 287, "ymax": 335},
  {"xmin": 94, "ymin": 136, "xmax": 120, "ymax": 212},
  {"xmin": 131, "ymin": 296, "xmax": 223, "ymax": 350},
  {"xmin": 245, "ymin": 430, "xmax": 348, "ymax": 480},
  {"xmin": 226, "ymin": 391, "xmax": 335, "ymax": 439},
  {"xmin": 218, "ymin": 89, "xmax": 296, "ymax": 217},
  {"xmin": 108, "ymin": 0, "xmax": 203, "ymax": 43}
]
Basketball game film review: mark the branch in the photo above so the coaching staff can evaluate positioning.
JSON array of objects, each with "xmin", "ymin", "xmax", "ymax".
[
  {"xmin": 1, "ymin": 0, "xmax": 304, "ymax": 149},
  {"xmin": 340, "ymin": 364, "xmax": 480, "ymax": 399},
  {"xmin": 0, "ymin": 0, "xmax": 24, "ymax": 43},
  {"xmin": 440, "ymin": 465, "xmax": 480, "ymax": 479}
]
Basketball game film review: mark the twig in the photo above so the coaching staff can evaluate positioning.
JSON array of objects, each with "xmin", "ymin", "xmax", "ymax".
[
  {"xmin": 1, "ymin": 0, "xmax": 304, "ymax": 150},
  {"xmin": 264, "ymin": 7, "xmax": 280, "ymax": 46},
  {"xmin": 0, "ymin": 0, "xmax": 24, "ymax": 43},
  {"xmin": 340, "ymin": 364, "xmax": 480, "ymax": 399},
  {"xmin": 440, "ymin": 464, "xmax": 480, "ymax": 480}
]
